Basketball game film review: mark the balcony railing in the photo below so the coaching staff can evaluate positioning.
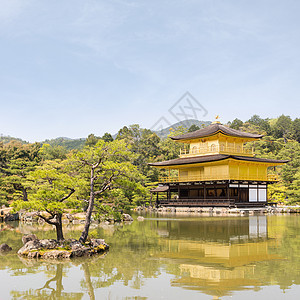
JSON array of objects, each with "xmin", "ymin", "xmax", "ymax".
[
  {"xmin": 159, "ymin": 174, "xmax": 279, "ymax": 183},
  {"xmin": 159, "ymin": 198, "xmax": 236, "ymax": 207},
  {"xmin": 180, "ymin": 145, "xmax": 254, "ymax": 157}
]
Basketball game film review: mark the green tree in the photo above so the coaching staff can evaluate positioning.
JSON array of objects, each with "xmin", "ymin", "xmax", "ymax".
[
  {"xmin": 249, "ymin": 136, "xmax": 284, "ymax": 159},
  {"xmin": 272, "ymin": 115, "xmax": 293, "ymax": 143},
  {"xmin": 287, "ymin": 170, "xmax": 300, "ymax": 203},
  {"xmin": 132, "ymin": 129, "xmax": 161, "ymax": 177},
  {"xmin": 101, "ymin": 132, "xmax": 114, "ymax": 142},
  {"xmin": 292, "ymin": 118, "xmax": 300, "ymax": 143},
  {"xmin": 0, "ymin": 142, "xmax": 8, "ymax": 206},
  {"xmin": 188, "ymin": 124, "xmax": 200, "ymax": 132},
  {"xmin": 0, "ymin": 141, "xmax": 41, "ymax": 203},
  {"xmin": 277, "ymin": 141, "xmax": 300, "ymax": 183},
  {"xmin": 85, "ymin": 134, "xmax": 100, "ymax": 147},
  {"xmin": 268, "ymin": 141, "xmax": 300, "ymax": 204},
  {"xmin": 116, "ymin": 124, "xmax": 141, "ymax": 142},
  {"xmin": 12, "ymin": 160, "xmax": 78, "ymax": 240},
  {"xmin": 74, "ymin": 139, "xmax": 147, "ymax": 243},
  {"xmin": 247, "ymin": 115, "xmax": 271, "ymax": 134},
  {"xmin": 115, "ymin": 125, "xmax": 161, "ymax": 180},
  {"xmin": 268, "ymin": 182, "xmax": 287, "ymax": 204},
  {"xmin": 158, "ymin": 126, "xmax": 187, "ymax": 161},
  {"xmin": 39, "ymin": 144, "xmax": 68, "ymax": 160},
  {"xmin": 229, "ymin": 118, "xmax": 243, "ymax": 130},
  {"xmin": 248, "ymin": 114, "xmax": 262, "ymax": 126}
]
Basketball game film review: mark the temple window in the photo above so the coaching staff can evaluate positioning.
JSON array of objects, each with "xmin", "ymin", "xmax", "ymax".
[{"xmin": 191, "ymin": 146, "xmax": 198, "ymax": 154}]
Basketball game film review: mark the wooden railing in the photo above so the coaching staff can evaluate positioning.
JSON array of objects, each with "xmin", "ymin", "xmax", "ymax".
[
  {"xmin": 180, "ymin": 145, "xmax": 253, "ymax": 157},
  {"xmin": 159, "ymin": 174, "xmax": 279, "ymax": 183},
  {"xmin": 159, "ymin": 198, "xmax": 236, "ymax": 207}
]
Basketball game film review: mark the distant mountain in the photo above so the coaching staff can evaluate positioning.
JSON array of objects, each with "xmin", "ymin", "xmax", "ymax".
[
  {"xmin": 0, "ymin": 119, "xmax": 211, "ymax": 148},
  {"xmin": 42, "ymin": 137, "xmax": 86, "ymax": 150},
  {"xmin": 0, "ymin": 135, "xmax": 28, "ymax": 144},
  {"xmin": 154, "ymin": 119, "xmax": 211, "ymax": 139}
]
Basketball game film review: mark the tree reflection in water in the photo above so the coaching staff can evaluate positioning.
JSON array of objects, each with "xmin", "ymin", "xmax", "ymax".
[
  {"xmin": 11, "ymin": 262, "xmax": 84, "ymax": 299},
  {"xmin": 35, "ymin": 264, "xmax": 65, "ymax": 298},
  {"xmin": 82, "ymin": 263, "xmax": 95, "ymax": 300}
]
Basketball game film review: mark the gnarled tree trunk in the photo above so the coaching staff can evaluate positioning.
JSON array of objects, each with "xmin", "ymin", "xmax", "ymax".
[
  {"xmin": 22, "ymin": 187, "xmax": 28, "ymax": 201},
  {"xmin": 55, "ymin": 214, "xmax": 64, "ymax": 241}
]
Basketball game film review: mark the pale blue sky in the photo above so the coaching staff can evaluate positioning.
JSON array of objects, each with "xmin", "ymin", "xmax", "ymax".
[{"xmin": 0, "ymin": 0, "xmax": 299, "ymax": 141}]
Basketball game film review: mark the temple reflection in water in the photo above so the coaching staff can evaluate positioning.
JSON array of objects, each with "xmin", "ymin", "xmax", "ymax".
[{"xmin": 156, "ymin": 216, "xmax": 282, "ymax": 298}]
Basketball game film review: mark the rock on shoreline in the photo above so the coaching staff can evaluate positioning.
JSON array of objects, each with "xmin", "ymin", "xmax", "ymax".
[
  {"xmin": 0, "ymin": 243, "xmax": 12, "ymax": 253},
  {"xmin": 18, "ymin": 234, "xmax": 109, "ymax": 259}
]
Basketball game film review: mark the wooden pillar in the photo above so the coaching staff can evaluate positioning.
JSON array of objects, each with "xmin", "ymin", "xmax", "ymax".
[{"xmin": 227, "ymin": 182, "xmax": 230, "ymax": 200}]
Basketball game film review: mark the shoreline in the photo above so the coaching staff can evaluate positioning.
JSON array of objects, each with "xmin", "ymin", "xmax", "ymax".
[{"xmin": 134, "ymin": 205, "xmax": 300, "ymax": 216}]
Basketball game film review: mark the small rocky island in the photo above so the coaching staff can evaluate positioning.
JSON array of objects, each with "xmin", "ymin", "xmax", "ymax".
[{"xmin": 18, "ymin": 234, "xmax": 109, "ymax": 259}]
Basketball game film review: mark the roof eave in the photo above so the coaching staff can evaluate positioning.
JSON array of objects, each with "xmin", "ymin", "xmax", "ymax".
[
  {"xmin": 148, "ymin": 156, "xmax": 289, "ymax": 168},
  {"xmin": 148, "ymin": 155, "xmax": 230, "ymax": 168},
  {"xmin": 171, "ymin": 130, "xmax": 263, "ymax": 141}
]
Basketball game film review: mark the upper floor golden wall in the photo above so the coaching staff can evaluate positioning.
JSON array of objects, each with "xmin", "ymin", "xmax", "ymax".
[{"xmin": 179, "ymin": 134, "xmax": 255, "ymax": 158}]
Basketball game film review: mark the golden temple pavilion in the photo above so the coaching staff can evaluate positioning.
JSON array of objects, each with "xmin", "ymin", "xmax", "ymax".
[{"xmin": 149, "ymin": 120, "xmax": 288, "ymax": 207}]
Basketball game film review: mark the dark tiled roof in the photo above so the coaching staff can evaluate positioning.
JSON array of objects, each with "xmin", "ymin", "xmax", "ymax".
[
  {"xmin": 232, "ymin": 155, "xmax": 289, "ymax": 164},
  {"xmin": 148, "ymin": 154, "xmax": 288, "ymax": 167},
  {"xmin": 171, "ymin": 123, "xmax": 263, "ymax": 140},
  {"xmin": 149, "ymin": 154, "xmax": 230, "ymax": 167}
]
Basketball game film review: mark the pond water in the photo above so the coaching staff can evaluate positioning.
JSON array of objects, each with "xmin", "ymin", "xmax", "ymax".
[{"xmin": 1, "ymin": 214, "xmax": 300, "ymax": 299}]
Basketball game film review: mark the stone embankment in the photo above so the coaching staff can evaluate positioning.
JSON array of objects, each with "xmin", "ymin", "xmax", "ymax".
[
  {"xmin": 0, "ymin": 207, "xmax": 18, "ymax": 222},
  {"xmin": 134, "ymin": 206, "xmax": 300, "ymax": 215},
  {"xmin": 1, "ymin": 210, "xmax": 134, "ymax": 225},
  {"xmin": 18, "ymin": 212, "xmax": 92, "ymax": 225},
  {"xmin": 18, "ymin": 234, "xmax": 109, "ymax": 259},
  {"xmin": 1, "ymin": 210, "xmax": 133, "ymax": 224}
]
